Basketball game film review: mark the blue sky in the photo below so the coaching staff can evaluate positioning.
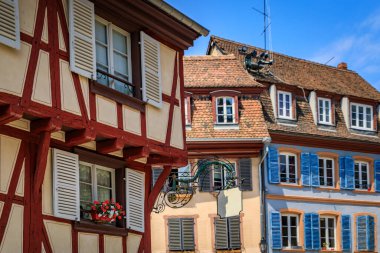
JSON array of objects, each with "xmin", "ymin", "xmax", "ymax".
[{"xmin": 167, "ymin": 0, "xmax": 380, "ymax": 91}]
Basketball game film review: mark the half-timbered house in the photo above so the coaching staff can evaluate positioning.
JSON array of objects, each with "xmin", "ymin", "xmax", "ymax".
[{"xmin": 0, "ymin": 0, "xmax": 207, "ymax": 252}]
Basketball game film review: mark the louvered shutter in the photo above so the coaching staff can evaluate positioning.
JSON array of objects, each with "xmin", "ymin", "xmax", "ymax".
[
  {"xmin": 367, "ymin": 216, "xmax": 375, "ymax": 251},
  {"xmin": 181, "ymin": 218, "xmax": 195, "ymax": 250},
  {"xmin": 357, "ymin": 216, "xmax": 367, "ymax": 251},
  {"xmin": 0, "ymin": 0, "xmax": 20, "ymax": 49},
  {"xmin": 168, "ymin": 218, "xmax": 182, "ymax": 251},
  {"xmin": 215, "ymin": 217, "xmax": 228, "ymax": 249},
  {"xmin": 270, "ymin": 211, "xmax": 282, "ymax": 249},
  {"xmin": 141, "ymin": 31, "xmax": 162, "ymax": 108},
  {"xmin": 311, "ymin": 213, "xmax": 320, "ymax": 249},
  {"xmin": 304, "ymin": 213, "xmax": 313, "ymax": 250},
  {"xmin": 310, "ymin": 153, "xmax": 320, "ymax": 187},
  {"xmin": 228, "ymin": 216, "xmax": 241, "ymax": 249},
  {"xmin": 69, "ymin": 0, "xmax": 96, "ymax": 79},
  {"xmin": 152, "ymin": 167, "xmax": 163, "ymax": 187},
  {"xmin": 301, "ymin": 152, "xmax": 311, "ymax": 186},
  {"xmin": 345, "ymin": 156, "xmax": 354, "ymax": 190},
  {"xmin": 52, "ymin": 149, "xmax": 80, "ymax": 221},
  {"xmin": 339, "ymin": 156, "xmax": 346, "ymax": 189},
  {"xmin": 375, "ymin": 160, "xmax": 380, "ymax": 192},
  {"xmin": 126, "ymin": 168, "xmax": 145, "ymax": 232},
  {"xmin": 239, "ymin": 158, "xmax": 252, "ymax": 191},
  {"xmin": 268, "ymin": 147, "xmax": 280, "ymax": 184},
  {"xmin": 341, "ymin": 215, "xmax": 351, "ymax": 250}
]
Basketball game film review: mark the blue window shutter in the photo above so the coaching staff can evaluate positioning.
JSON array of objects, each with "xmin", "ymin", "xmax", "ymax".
[
  {"xmin": 270, "ymin": 211, "xmax": 282, "ymax": 249},
  {"xmin": 357, "ymin": 216, "xmax": 367, "ymax": 251},
  {"xmin": 345, "ymin": 156, "xmax": 354, "ymax": 190},
  {"xmin": 341, "ymin": 215, "xmax": 351, "ymax": 250},
  {"xmin": 268, "ymin": 147, "xmax": 280, "ymax": 184},
  {"xmin": 301, "ymin": 153, "xmax": 311, "ymax": 186},
  {"xmin": 310, "ymin": 154, "xmax": 320, "ymax": 187},
  {"xmin": 339, "ymin": 157, "xmax": 346, "ymax": 189},
  {"xmin": 311, "ymin": 213, "xmax": 320, "ymax": 249},
  {"xmin": 375, "ymin": 160, "xmax": 380, "ymax": 192},
  {"xmin": 367, "ymin": 216, "xmax": 375, "ymax": 251},
  {"xmin": 304, "ymin": 213, "xmax": 313, "ymax": 250}
]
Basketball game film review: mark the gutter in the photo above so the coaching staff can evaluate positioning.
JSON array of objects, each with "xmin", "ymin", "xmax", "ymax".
[
  {"xmin": 146, "ymin": 0, "xmax": 209, "ymax": 37},
  {"xmin": 187, "ymin": 137, "xmax": 265, "ymax": 142}
]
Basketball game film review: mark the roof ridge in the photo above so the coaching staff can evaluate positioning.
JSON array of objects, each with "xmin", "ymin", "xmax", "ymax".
[
  {"xmin": 210, "ymin": 35, "xmax": 358, "ymax": 74},
  {"xmin": 184, "ymin": 54, "xmax": 236, "ymax": 60}
]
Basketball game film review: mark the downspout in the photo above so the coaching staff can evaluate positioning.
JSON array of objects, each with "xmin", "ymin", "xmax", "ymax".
[{"xmin": 259, "ymin": 137, "xmax": 271, "ymax": 252}]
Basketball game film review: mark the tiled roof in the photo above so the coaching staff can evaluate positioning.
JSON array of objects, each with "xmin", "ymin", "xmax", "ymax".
[
  {"xmin": 209, "ymin": 36, "xmax": 380, "ymax": 101},
  {"xmin": 183, "ymin": 55, "xmax": 263, "ymax": 88},
  {"xmin": 186, "ymin": 97, "xmax": 269, "ymax": 140}
]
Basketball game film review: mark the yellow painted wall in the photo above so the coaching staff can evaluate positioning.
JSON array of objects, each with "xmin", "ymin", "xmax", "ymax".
[{"xmin": 151, "ymin": 157, "xmax": 262, "ymax": 253}]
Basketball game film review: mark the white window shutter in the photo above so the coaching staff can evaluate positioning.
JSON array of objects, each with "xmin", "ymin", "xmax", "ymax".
[
  {"xmin": 52, "ymin": 149, "xmax": 80, "ymax": 221},
  {"xmin": 68, "ymin": 0, "xmax": 96, "ymax": 79},
  {"xmin": 126, "ymin": 168, "xmax": 145, "ymax": 232},
  {"xmin": 0, "ymin": 0, "xmax": 20, "ymax": 49},
  {"xmin": 140, "ymin": 31, "xmax": 162, "ymax": 108}
]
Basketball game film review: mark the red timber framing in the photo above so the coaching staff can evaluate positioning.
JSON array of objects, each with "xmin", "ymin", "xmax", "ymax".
[{"xmin": 0, "ymin": 0, "xmax": 200, "ymax": 251}]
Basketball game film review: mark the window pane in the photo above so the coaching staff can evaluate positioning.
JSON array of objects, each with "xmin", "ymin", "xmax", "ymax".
[
  {"xmin": 226, "ymin": 106, "xmax": 233, "ymax": 114},
  {"xmin": 95, "ymin": 22, "xmax": 107, "ymax": 44},
  {"xmin": 113, "ymin": 53, "xmax": 128, "ymax": 76},
  {"xmin": 80, "ymin": 164, "xmax": 92, "ymax": 183},
  {"xmin": 218, "ymin": 115, "xmax": 224, "ymax": 123},
  {"xmin": 97, "ymin": 187, "xmax": 112, "ymax": 202},
  {"xmin": 288, "ymin": 156, "xmax": 295, "ymax": 166},
  {"xmin": 112, "ymin": 30, "xmax": 127, "ymax": 54},
  {"xmin": 226, "ymin": 115, "xmax": 233, "ymax": 123},
  {"xmin": 225, "ymin": 98, "xmax": 232, "ymax": 106},
  {"xmin": 217, "ymin": 98, "xmax": 223, "ymax": 106},
  {"xmin": 80, "ymin": 183, "xmax": 92, "ymax": 203},
  {"xmin": 96, "ymin": 44, "xmax": 108, "ymax": 67},
  {"xmin": 290, "ymin": 217, "xmax": 297, "ymax": 226},
  {"xmin": 217, "ymin": 106, "xmax": 224, "ymax": 114},
  {"xmin": 97, "ymin": 169, "xmax": 112, "ymax": 187}
]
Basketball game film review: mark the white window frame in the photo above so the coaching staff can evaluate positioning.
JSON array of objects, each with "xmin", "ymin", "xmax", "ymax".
[
  {"xmin": 212, "ymin": 162, "xmax": 237, "ymax": 190},
  {"xmin": 279, "ymin": 153, "xmax": 298, "ymax": 185},
  {"xmin": 277, "ymin": 91, "xmax": 293, "ymax": 119},
  {"xmin": 79, "ymin": 161, "xmax": 116, "ymax": 207},
  {"xmin": 95, "ymin": 16, "xmax": 132, "ymax": 90},
  {"xmin": 184, "ymin": 97, "xmax": 191, "ymax": 125},
  {"xmin": 354, "ymin": 161, "xmax": 370, "ymax": 190},
  {"xmin": 350, "ymin": 103, "xmax": 373, "ymax": 131},
  {"xmin": 318, "ymin": 157, "xmax": 334, "ymax": 188},
  {"xmin": 216, "ymin": 97, "xmax": 236, "ymax": 124},
  {"xmin": 281, "ymin": 214, "xmax": 299, "ymax": 249},
  {"xmin": 318, "ymin": 97, "xmax": 332, "ymax": 125},
  {"xmin": 320, "ymin": 216, "xmax": 337, "ymax": 250}
]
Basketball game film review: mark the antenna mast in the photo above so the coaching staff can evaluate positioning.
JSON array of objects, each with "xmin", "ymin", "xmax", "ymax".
[{"xmin": 264, "ymin": 0, "xmax": 267, "ymax": 50}]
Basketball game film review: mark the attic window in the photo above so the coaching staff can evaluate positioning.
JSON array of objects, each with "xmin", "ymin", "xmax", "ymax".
[
  {"xmin": 318, "ymin": 98, "xmax": 332, "ymax": 125},
  {"xmin": 216, "ymin": 97, "xmax": 235, "ymax": 124},
  {"xmin": 277, "ymin": 91, "xmax": 292, "ymax": 119},
  {"xmin": 350, "ymin": 103, "xmax": 373, "ymax": 131}
]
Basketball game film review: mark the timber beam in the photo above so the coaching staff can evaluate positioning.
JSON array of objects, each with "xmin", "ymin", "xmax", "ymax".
[
  {"xmin": 31, "ymin": 117, "xmax": 61, "ymax": 134},
  {"xmin": 147, "ymin": 154, "xmax": 187, "ymax": 167},
  {"xmin": 124, "ymin": 146, "xmax": 150, "ymax": 161},
  {"xmin": 97, "ymin": 138, "xmax": 124, "ymax": 154},
  {"xmin": 0, "ymin": 104, "xmax": 23, "ymax": 125},
  {"xmin": 66, "ymin": 128, "xmax": 96, "ymax": 146}
]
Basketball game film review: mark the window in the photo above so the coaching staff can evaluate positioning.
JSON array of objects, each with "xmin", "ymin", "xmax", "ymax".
[
  {"xmin": 168, "ymin": 218, "xmax": 195, "ymax": 251},
  {"xmin": 184, "ymin": 97, "xmax": 191, "ymax": 125},
  {"xmin": 354, "ymin": 161, "xmax": 369, "ymax": 190},
  {"xmin": 319, "ymin": 158, "xmax": 334, "ymax": 187},
  {"xmin": 278, "ymin": 91, "xmax": 292, "ymax": 119},
  {"xmin": 213, "ymin": 162, "xmax": 236, "ymax": 190},
  {"xmin": 95, "ymin": 18, "xmax": 132, "ymax": 96},
  {"xmin": 351, "ymin": 103, "xmax": 373, "ymax": 130},
  {"xmin": 318, "ymin": 98, "xmax": 332, "ymax": 124},
  {"xmin": 215, "ymin": 216, "xmax": 241, "ymax": 250},
  {"xmin": 281, "ymin": 214, "xmax": 299, "ymax": 248},
  {"xmin": 279, "ymin": 153, "xmax": 297, "ymax": 184},
  {"xmin": 216, "ymin": 97, "xmax": 235, "ymax": 124},
  {"xmin": 79, "ymin": 162, "xmax": 115, "ymax": 218},
  {"xmin": 320, "ymin": 216, "xmax": 336, "ymax": 250},
  {"xmin": 356, "ymin": 215, "xmax": 375, "ymax": 251}
]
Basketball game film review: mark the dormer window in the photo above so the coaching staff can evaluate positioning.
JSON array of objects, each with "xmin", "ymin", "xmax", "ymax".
[
  {"xmin": 278, "ymin": 91, "xmax": 292, "ymax": 119},
  {"xmin": 351, "ymin": 103, "xmax": 373, "ymax": 131},
  {"xmin": 216, "ymin": 97, "xmax": 235, "ymax": 124},
  {"xmin": 318, "ymin": 98, "xmax": 332, "ymax": 124}
]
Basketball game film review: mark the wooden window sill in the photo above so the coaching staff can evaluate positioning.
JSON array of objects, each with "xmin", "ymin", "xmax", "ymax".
[
  {"xmin": 280, "ymin": 249, "xmax": 305, "ymax": 253},
  {"xmin": 90, "ymin": 81, "xmax": 146, "ymax": 112},
  {"xmin": 216, "ymin": 250, "xmax": 241, "ymax": 253},
  {"xmin": 278, "ymin": 183, "xmax": 302, "ymax": 188},
  {"xmin": 74, "ymin": 220, "xmax": 128, "ymax": 236},
  {"xmin": 353, "ymin": 190, "xmax": 375, "ymax": 194}
]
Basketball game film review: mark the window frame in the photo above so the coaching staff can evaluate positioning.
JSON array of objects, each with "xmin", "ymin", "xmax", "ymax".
[
  {"xmin": 184, "ymin": 96, "xmax": 191, "ymax": 126},
  {"xmin": 215, "ymin": 96, "xmax": 236, "ymax": 124},
  {"xmin": 279, "ymin": 152, "xmax": 298, "ymax": 185},
  {"xmin": 281, "ymin": 214, "xmax": 299, "ymax": 249},
  {"xmin": 354, "ymin": 161, "xmax": 370, "ymax": 190},
  {"xmin": 277, "ymin": 90, "xmax": 293, "ymax": 119},
  {"xmin": 350, "ymin": 103, "xmax": 373, "ymax": 131},
  {"xmin": 318, "ymin": 157, "xmax": 335, "ymax": 188},
  {"xmin": 212, "ymin": 162, "xmax": 237, "ymax": 190},
  {"xmin": 95, "ymin": 16, "xmax": 133, "ymax": 94},
  {"xmin": 317, "ymin": 97, "xmax": 332, "ymax": 125},
  {"xmin": 79, "ymin": 161, "xmax": 116, "ymax": 211},
  {"xmin": 319, "ymin": 215, "xmax": 337, "ymax": 250}
]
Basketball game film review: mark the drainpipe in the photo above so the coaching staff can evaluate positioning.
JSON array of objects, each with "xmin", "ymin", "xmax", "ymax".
[{"xmin": 259, "ymin": 137, "xmax": 271, "ymax": 253}]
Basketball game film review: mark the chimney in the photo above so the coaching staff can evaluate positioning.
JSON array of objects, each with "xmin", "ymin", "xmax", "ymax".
[{"xmin": 337, "ymin": 62, "xmax": 347, "ymax": 70}]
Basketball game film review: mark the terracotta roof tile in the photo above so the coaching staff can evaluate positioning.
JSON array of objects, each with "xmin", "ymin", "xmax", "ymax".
[
  {"xmin": 210, "ymin": 36, "xmax": 380, "ymax": 100},
  {"xmin": 183, "ymin": 55, "xmax": 263, "ymax": 88}
]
